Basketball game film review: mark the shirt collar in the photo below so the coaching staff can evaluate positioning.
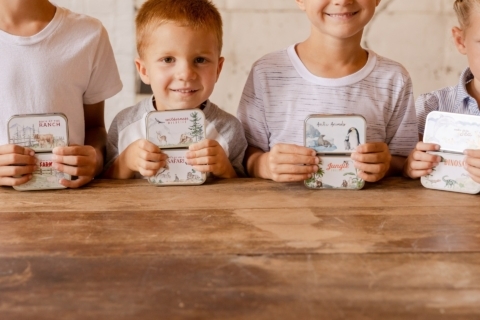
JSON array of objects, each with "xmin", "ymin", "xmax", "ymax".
[{"xmin": 456, "ymin": 68, "xmax": 478, "ymax": 113}]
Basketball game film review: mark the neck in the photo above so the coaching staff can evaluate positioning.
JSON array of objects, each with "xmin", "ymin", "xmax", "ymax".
[
  {"xmin": 467, "ymin": 77, "xmax": 480, "ymax": 109},
  {"xmin": 296, "ymin": 27, "xmax": 367, "ymax": 78},
  {"xmin": 0, "ymin": 0, "xmax": 56, "ymax": 36}
]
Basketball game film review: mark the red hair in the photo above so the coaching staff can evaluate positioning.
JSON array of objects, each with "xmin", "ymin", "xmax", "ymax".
[{"xmin": 136, "ymin": 0, "xmax": 223, "ymax": 57}]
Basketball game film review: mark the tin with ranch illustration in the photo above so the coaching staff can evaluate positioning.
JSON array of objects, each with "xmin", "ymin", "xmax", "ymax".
[
  {"xmin": 7, "ymin": 113, "xmax": 70, "ymax": 191},
  {"xmin": 145, "ymin": 109, "xmax": 205, "ymax": 149},
  {"xmin": 304, "ymin": 114, "xmax": 366, "ymax": 190},
  {"xmin": 421, "ymin": 111, "xmax": 480, "ymax": 194},
  {"xmin": 146, "ymin": 109, "xmax": 206, "ymax": 186}
]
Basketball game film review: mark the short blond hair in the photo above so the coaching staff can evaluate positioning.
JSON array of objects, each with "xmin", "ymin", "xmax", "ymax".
[
  {"xmin": 454, "ymin": 0, "xmax": 480, "ymax": 28},
  {"xmin": 136, "ymin": 0, "xmax": 223, "ymax": 57}
]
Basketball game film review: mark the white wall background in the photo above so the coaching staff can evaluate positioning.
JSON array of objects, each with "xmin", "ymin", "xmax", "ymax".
[{"xmin": 55, "ymin": 0, "xmax": 467, "ymax": 129}]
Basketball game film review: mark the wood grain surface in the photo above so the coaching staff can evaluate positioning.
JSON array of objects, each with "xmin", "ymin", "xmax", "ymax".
[{"xmin": 0, "ymin": 178, "xmax": 479, "ymax": 319}]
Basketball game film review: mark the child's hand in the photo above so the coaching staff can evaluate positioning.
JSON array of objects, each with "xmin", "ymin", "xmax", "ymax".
[
  {"xmin": 464, "ymin": 149, "xmax": 480, "ymax": 183},
  {"xmin": 186, "ymin": 139, "xmax": 236, "ymax": 178},
  {"xmin": 52, "ymin": 145, "xmax": 101, "ymax": 188},
  {"xmin": 263, "ymin": 144, "xmax": 319, "ymax": 182},
  {"xmin": 119, "ymin": 139, "xmax": 167, "ymax": 178},
  {"xmin": 404, "ymin": 142, "xmax": 441, "ymax": 179},
  {"xmin": 351, "ymin": 142, "xmax": 391, "ymax": 182},
  {"xmin": 0, "ymin": 144, "xmax": 36, "ymax": 186}
]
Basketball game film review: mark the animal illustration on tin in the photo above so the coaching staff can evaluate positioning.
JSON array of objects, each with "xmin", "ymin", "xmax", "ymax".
[
  {"xmin": 8, "ymin": 123, "xmax": 66, "ymax": 150},
  {"xmin": 344, "ymin": 127, "xmax": 360, "ymax": 150},
  {"xmin": 147, "ymin": 111, "xmax": 204, "ymax": 148},
  {"xmin": 305, "ymin": 124, "xmax": 337, "ymax": 152},
  {"xmin": 442, "ymin": 176, "xmax": 457, "ymax": 188}
]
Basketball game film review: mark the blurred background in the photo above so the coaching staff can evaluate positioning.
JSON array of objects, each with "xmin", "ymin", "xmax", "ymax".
[{"xmin": 54, "ymin": 0, "xmax": 467, "ymax": 129}]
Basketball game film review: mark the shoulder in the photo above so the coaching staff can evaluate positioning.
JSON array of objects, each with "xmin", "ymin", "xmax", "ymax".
[
  {"xmin": 111, "ymin": 99, "xmax": 150, "ymax": 132},
  {"xmin": 205, "ymin": 102, "xmax": 244, "ymax": 132},
  {"xmin": 251, "ymin": 47, "xmax": 291, "ymax": 71},
  {"xmin": 57, "ymin": 6, "xmax": 106, "ymax": 38},
  {"xmin": 371, "ymin": 52, "xmax": 412, "ymax": 84},
  {"xmin": 415, "ymin": 86, "xmax": 457, "ymax": 108}
]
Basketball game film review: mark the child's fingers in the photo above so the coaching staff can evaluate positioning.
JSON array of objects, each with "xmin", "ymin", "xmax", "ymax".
[
  {"xmin": 186, "ymin": 148, "xmax": 217, "ymax": 159},
  {"xmin": 464, "ymin": 163, "xmax": 480, "ymax": 183},
  {"xmin": 186, "ymin": 156, "xmax": 216, "ymax": 166},
  {"xmin": 406, "ymin": 169, "xmax": 433, "ymax": 179},
  {"xmin": 355, "ymin": 142, "xmax": 388, "ymax": 153},
  {"xmin": 353, "ymin": 161, "xmax": 388, "ymax": 175},
  {"xmin": 53, "ymin": 145, "xmax": 95, "ymax": 156},
  {"xmin": 0, "ymin": 153, "xmax": 37, "ymax": 166},
  {"xmin": 189, "ymin": 139, "xmax": 217, "ymax": 151},
  {"xmin": 351, "ymin": 152, "xmax": 388, "ymax": 164},
  {"xmin": 416, "ymin": 142, "xmax": 440, "ymax": 152},
  {"xmin": 53, "ymin": 162, "xmax": 94, "ymax": 177},
  {"xmin": 271, "ymin": 164, "xmax": 318, "ymax": 176},
  {"xmin": 0, "ymin": 144, "xmax": 35, "ymax": 156},
  {"xmin": 137, "ymin": 139, "xmax": 162, "ymax": 153},
  {"xmin": 0, "ymin": 175, "xmax": 33, "ymax": 186},
  {"xmin": 52, "ymin": 154, "xmax": 92, "ymax": 167},
  {"xmin": 411, "ymin": 150, "xmax": 441, "ymax": 163},
  {"xmin": 464, "ymin": 149, "xmax": 480, "ymax": 158},
  {"xmin": 192, "ymin": 164, "xmax": 215, "ymax": 173},
  {"xmin": 59, "ymin": 176, "xmax": 92, "ymax": 189},
  {"xmin": 357, "ymin": 171, "xmax": 383, "ymax": 183},
  {"xmin": 408, "ymin": 159, "xmax": 436, "ymax": 171},
  {"xmin": 0, "ymin": 165, "xmax": 36, "ymax": 177},
  {"xmin": 273, "ymin": 144, "xmax": 317, "ymax": 157},
  {"xmin": 138, "ymin": 159, "xmax": 167, "ymax": 172},
  {"xmin": 271, "ymin": 153, "xmax": 319, "ymax": 166}
]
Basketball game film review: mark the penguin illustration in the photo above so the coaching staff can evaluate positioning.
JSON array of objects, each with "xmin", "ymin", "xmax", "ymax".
[
  {"xmin": 345, "ymin": 127, "xmax": 360, "ymax": 150},
  {"xmin": 174, "ymin": 174, "xmax": 179, "ymax": 182}
]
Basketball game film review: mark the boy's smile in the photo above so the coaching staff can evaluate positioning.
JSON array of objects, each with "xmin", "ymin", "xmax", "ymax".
[
  {"xmin": 297, "ymin": 0, "xmax": 380, "ymax": 40},
  {"xmin": 135, "ymin": 22, "xmax": 224, "ymax": 111}
]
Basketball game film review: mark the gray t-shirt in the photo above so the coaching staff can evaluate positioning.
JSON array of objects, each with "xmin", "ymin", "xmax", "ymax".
[{"xmin": 105, "ymin": 97, "xmax": 247, "ymax": 177}]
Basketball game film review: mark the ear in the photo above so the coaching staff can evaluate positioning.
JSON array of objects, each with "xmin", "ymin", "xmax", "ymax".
[
  {"xmin": 216, "ymin": 57, "xmax": 225, "ymax": 82},
  {"xmin": 135, "ymin": 58, "xmax": 151, "ymax": 85},
  {"xmin": 295, "ymin": 0, "xmax": 306, "ymax": 11},
  {"xmin": 452, "ymin": 26, "xmax": 467, "ymax": 55}
]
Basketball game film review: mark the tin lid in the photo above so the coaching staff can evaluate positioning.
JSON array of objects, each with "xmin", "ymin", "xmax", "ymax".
[
  {"xmin": 304, "ymin": 114, "xmax": 367, "ymax": 154},
  {"xmin": 146, "ymin": 109, "xmax": 206, "ymax": 149},
  {"xmin": 424, "ymin": 111, "xmax": 480, "ymax": 153},
  {"xmin": 7, "ymin": 113, "xmax": 69, "ymax": 153}
]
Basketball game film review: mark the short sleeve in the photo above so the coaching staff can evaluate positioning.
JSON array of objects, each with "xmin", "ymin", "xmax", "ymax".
[
  {"xmin": 83, "ymin": 26, "xmax": 123, "ymax": 105},
  {"xmin": 415, "ymin": 93, "xmax": 440, "ymax": 135},
  {"xmin": 237, "ymin": 64, "xmax": 270, "ymax": 152},
  {"xmin": 385, "ymin": 75, "xmax": 418, "ymax": 157}
]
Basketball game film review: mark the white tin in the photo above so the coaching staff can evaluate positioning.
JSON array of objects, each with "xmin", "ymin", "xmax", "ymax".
[
  {"xmin": 304, "ymin": 115, "xmax": 366, "ymax": 189},
  {"xmin": 148, "ymin": 149, "xmax": 206, "ymax": 186},
  {"xmin": 421, "ymin": 151, "xmax": 480, "ymax": 194},
  {"xmin": 305, "ymin": 155, "xmax": 364, "ymax": 190},
  {"xmin": 13, "ymin": 153, "xmax": 71, "ymax": 191},
  {"xmin": 8, "ymin": 113, "xmax": 69, "ymax": 153},
  {"xmin": 423, "ymin": 111, "xmax": 480, "ymax": 153},
  {"xmin": 146, "ymin": 109, "xmax": 205, "ymax": 149},
  {"xmin": 305, "ymin": 114, "xmax": 367, "ymax": 154}
]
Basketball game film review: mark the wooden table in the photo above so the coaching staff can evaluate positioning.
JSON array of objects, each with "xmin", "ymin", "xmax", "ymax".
[{"xmin": 0, "ymin": 178, "xmax": 479, "ymax": 319}]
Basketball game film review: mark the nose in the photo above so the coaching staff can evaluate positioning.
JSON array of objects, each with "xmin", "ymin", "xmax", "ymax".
[
  {"xmin": 176, "ymin": 61, "xmax": 197, "ymax": 82},
  {"xmin": 333, "ymin": 0, "xmax": 354, "ymax": 5}
]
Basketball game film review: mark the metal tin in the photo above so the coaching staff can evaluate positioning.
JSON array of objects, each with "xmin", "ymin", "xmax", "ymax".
[
  {"xmin": 304, "ymin": 115, "xmax": 366, "ymax": 189},
  {"xmin": 423, "ymin": 111, "xmax": 480, "ymax": 153},
  {"xmin": 8, "ymin": 113, "xmax": 69, "ymax": 153},
  {"xmin": 304, "ymin": 114, "xmax": 367, "ymax": 155},
  {"xmin": 148, "ymin": 149, "xmax": 206, "ymax": 186},
  {"xmin": 13, "ymin": 153, "xmax": 71, "ymax": 191},
  {"xmin": 146, "ymin": 109, "xmax": 206, "ymax": 149},
  {"xmin": 305, "ymin": 155, "xmax": 364, "ymax": 190},
  {"xmin": 421, "ymin": 151, "xmax": 480, "ymax": 194}
]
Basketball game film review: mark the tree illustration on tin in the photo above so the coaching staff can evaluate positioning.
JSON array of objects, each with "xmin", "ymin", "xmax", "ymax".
[{"xmin": 189, "ymin": 112, "xmax": 203, "ymax": 142}]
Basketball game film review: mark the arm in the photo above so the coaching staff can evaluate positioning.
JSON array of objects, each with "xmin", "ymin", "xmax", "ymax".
[
  {"xmin": 0, "ymin": 145, "xmax": 36, "ymax": 186},
  {"xmin": 245, "ymin": 144, "xmax": 319, "ymax": 182}
]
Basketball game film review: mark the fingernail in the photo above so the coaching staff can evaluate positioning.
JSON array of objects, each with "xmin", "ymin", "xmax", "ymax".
[
  {"xmin": 314, "ymin": 165, "xmax": 319, "ymax": 172},
  {"xmin": 314, "ymin": 157, "xmax": 320, "ymax": 164},
  {"xmin": 435, "ymin": 145, "xmax": 440, "ymax": 150}
]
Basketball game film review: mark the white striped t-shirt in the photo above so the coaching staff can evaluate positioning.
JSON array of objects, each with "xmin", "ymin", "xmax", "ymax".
[
  {"xmin": 416, "ymin": 68, "xmax": 480, "ymax": 135},
  {"xmin": 237, "ymin": 45, "xmax": 418, "ymax": 157}
]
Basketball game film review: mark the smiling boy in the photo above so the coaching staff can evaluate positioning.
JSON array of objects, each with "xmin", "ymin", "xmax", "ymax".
[
  {"xmin": 237, "ymin": 0, "xmax": 418, "ymax": 183},
  {"xmin": 103, "ymin": 0, "xmax": 247, "ymax": 179}
]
